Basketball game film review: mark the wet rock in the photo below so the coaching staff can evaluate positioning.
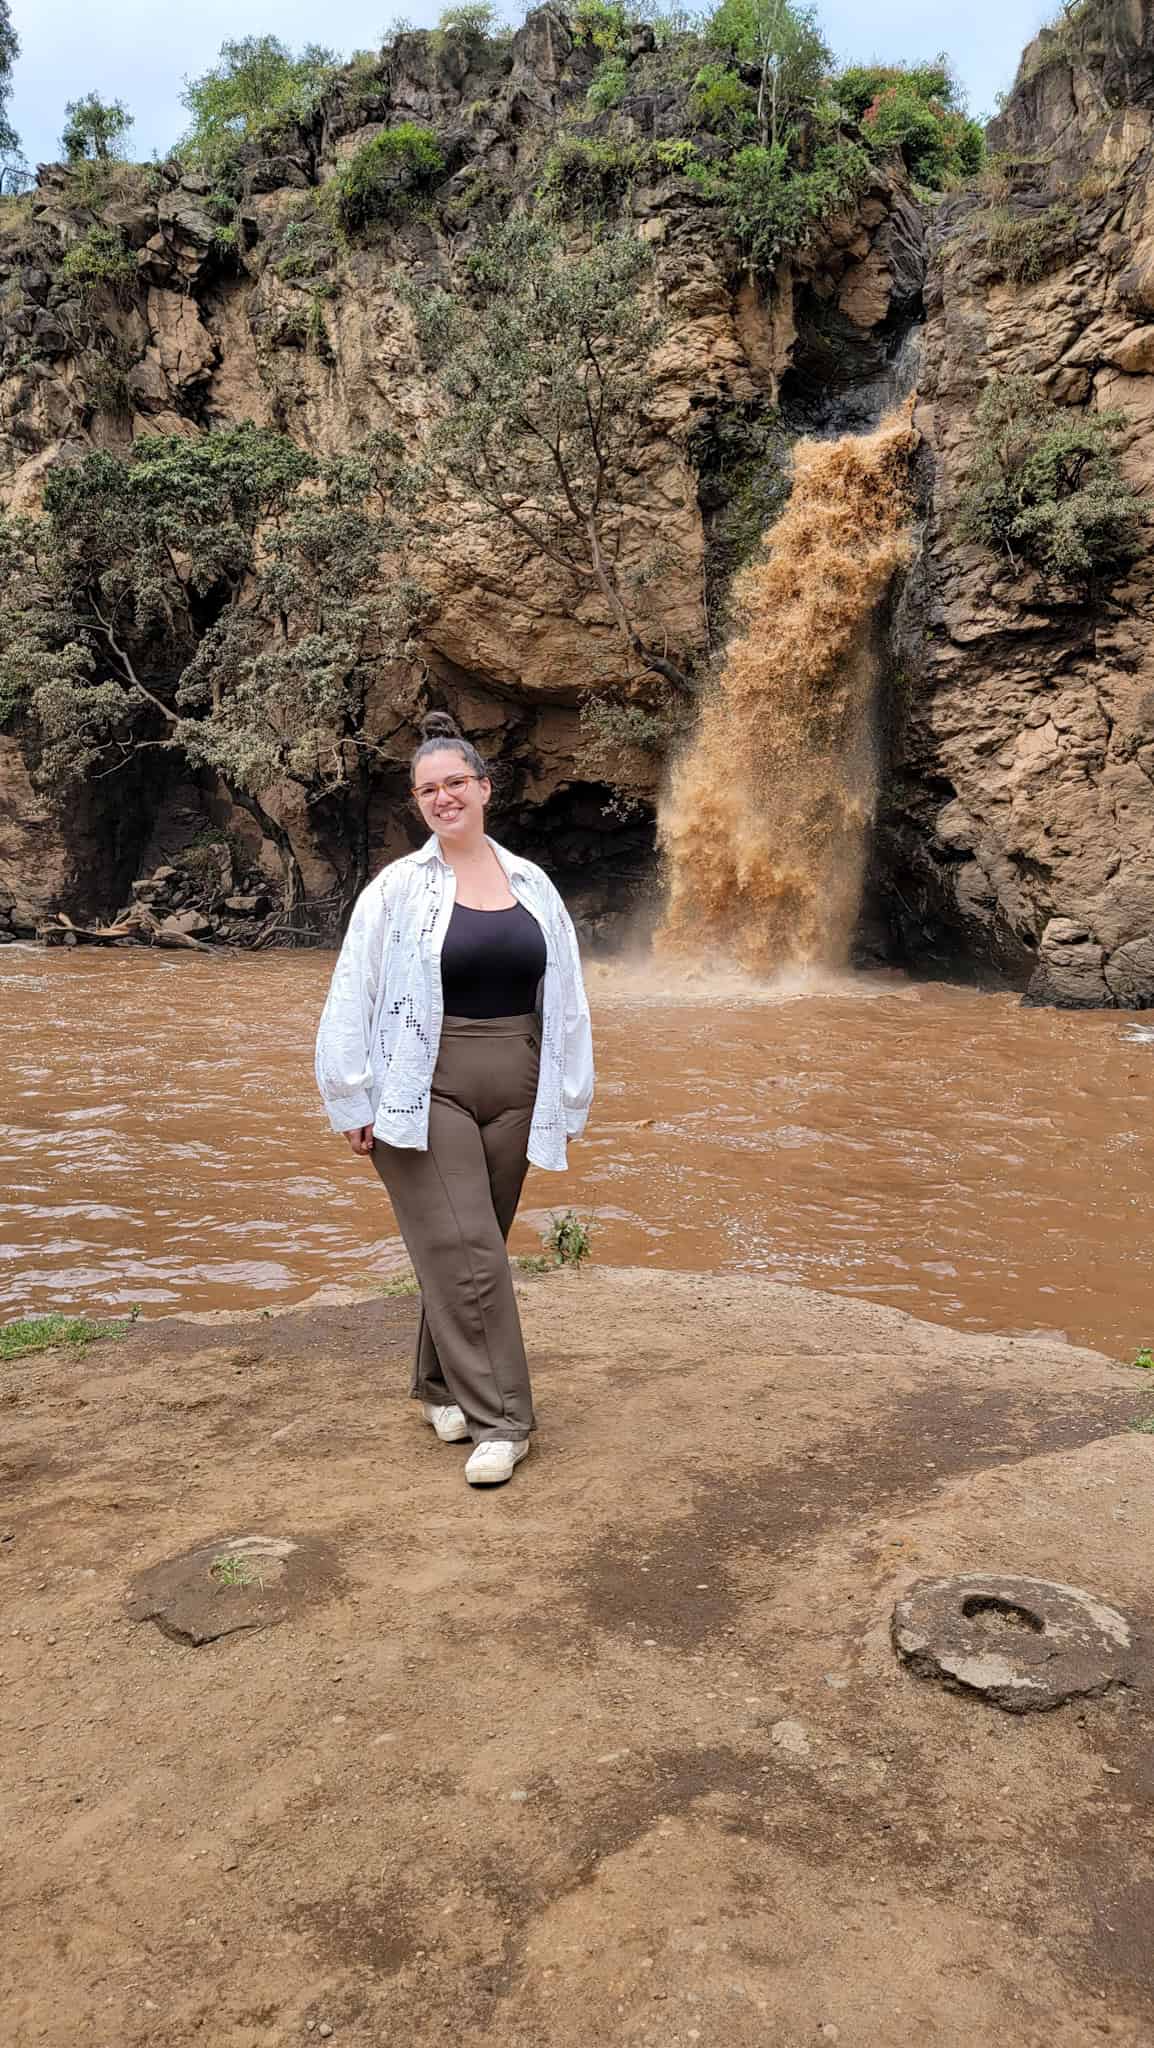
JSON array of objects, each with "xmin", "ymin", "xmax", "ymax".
[
  {"xmin": 1104, "ymin": 933, "xmax": 1154, "ymax": 1006},
  {"xmin": 159, "ymin": 908, "xmax": 213, "ymax": 938},
  {"xmin": 892, "ymin": 1574, "xmax": 1136, "ymax": 1712},
  {"xmin": 1027, "ymin": 919, "xmax": 1111, "ymax": 1008}
]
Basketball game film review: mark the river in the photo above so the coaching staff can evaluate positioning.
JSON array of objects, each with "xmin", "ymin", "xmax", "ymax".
[{"xmin": 1, "ymin": 946, "xmax": 1151, "ymax": 1359}]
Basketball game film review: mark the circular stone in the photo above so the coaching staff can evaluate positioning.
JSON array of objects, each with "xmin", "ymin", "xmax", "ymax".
[
  {"xmin": 891, "ymin": 1573, "xmax": 1136, "ymax": 1713},
  {"xmin": 126, "ymin": 1532, "xmax": 339, "ymax": 1646}
]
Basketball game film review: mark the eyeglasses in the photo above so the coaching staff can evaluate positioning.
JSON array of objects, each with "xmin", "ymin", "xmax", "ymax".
[{"xmin": 412, "ymin": 772, "xmax": 481, "ymax": 804}]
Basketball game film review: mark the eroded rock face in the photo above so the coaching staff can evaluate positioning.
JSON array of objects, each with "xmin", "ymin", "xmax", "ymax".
[
  {"xmin": 0, "ymin": 10, "xmax": 923, "ymax": 942},
  {"xmin": 879, "ymin": 0, "xmax": 1154, "ymax": 1004}
]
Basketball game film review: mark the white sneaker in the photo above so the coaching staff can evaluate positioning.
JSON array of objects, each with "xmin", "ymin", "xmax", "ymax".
[
  {"xmin": 464, "ymin": 1439, "xmax": 529, "ymax": 1486},
  {"xmin": 422, "ymin": 1402, "xmax": 469, "ymax": 1443}
]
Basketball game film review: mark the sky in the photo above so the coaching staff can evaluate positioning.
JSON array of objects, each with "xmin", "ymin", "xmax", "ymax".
[{"xmin": 10, "ymin": 0, "xmax": 1052, "ymax": 170}]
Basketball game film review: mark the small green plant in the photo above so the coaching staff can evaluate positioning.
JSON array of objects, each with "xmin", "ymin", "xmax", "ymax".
[
  {"xmin": 544, "ymin": 1210, "xmax": 594, "ymax": 1268},
  {"xmin": 1130, "ymin": 1413, "xmax": 1154, "ymax": 1432},
  {"xmin": 209, "ymin": 1552, "xmax": 263, "ymax": 1588},
  {"xmin": 653, "ymin": 137, "xmax": 699, "ymax": 173},
  {"xmin": 324, "ymin": 123, "xmax": 445, "ymax": 236},
  {"xmin": 689, "ymin": 62, "xmax": 755, "ymax": 137},
  {"xmin": 587, "ymin": 55, "xmax": 630, "ymax": 111},
  {"xmin": 515, "ymin": 1253, "xmax": 554, "ymax": 1275},
  {"xmin": 1132, "ymin": 1345, "xmax": 1154, "ymax": 1370},
  {"xmin": 0, "ymin": 1313, "xmax": 130, "ymax": 1360},
  {"xmin": 957, "ymin": 376, "xmax": 1145, "ymax": 588},
  {"xmin": 377, "ymin": 1271, "xmax": 420, "ymax": 1296},
  {"xmin": 59, "ymin": 223, "xmax": 136, "ymax": 295}
]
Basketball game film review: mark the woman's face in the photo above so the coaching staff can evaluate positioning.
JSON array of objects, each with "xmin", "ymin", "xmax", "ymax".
[{"xmin": 412, "ymin": 747, "xmax": 490, "ymax": 844}]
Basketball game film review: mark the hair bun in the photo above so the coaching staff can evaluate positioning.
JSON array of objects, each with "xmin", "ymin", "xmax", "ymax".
[{"xmin": 420, "ymin": 710, "xmax": 463, "ymax": 742}]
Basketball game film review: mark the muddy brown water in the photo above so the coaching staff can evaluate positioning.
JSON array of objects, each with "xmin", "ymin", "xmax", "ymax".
[{"xmin": 2, "ymin": 945, "xmax": 1152, "ymax": 1358}]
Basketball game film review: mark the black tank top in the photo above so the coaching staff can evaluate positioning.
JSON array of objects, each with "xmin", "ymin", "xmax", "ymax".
[{"xmin": 440, "ymin": 901, "xmax": 547, "ymax": 1019}]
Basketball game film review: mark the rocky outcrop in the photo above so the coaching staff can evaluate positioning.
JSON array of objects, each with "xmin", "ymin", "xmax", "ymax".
[
  {"xmin": 879, "ymin": 0, "xmax": 1154, "ymax": 1005},
  {"xmin": 0, "ymin": 9, "xmax": 923, "ymax": 945}
]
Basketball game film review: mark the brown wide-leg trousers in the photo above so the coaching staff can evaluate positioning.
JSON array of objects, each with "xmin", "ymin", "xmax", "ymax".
[{"xmin": 370, "ymin": 1014, "xmax": 540, "ymax": 1444}]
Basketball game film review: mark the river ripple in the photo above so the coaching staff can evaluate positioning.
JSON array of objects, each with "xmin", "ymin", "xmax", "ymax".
[{"xmin": 1, "ymin": 946, "xmax": 1151, "ymax": 1358}]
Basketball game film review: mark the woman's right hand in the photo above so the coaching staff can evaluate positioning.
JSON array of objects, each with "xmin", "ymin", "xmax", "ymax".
[{"xmin": 344, "ymin": 1125, "xmax": 375, "ymax": 1155}]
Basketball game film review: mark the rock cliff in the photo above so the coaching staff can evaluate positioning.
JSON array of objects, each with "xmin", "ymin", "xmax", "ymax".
[
  {"xmin": 879, "ymin": 0, "xmax": 1154, "ymax": 1005},
  {"xmin": 0, "ymin": 8, "xmax": 922, "ymax": 947}
]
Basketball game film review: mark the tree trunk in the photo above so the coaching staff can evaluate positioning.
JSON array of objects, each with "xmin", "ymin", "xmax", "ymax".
[
  {"xmin": 228, "ymin": 786, "xmax": 305, "ymax": 913},
  {"xmin": 584, "ymin": 511, "xmax": 697, "ymax": 697}
]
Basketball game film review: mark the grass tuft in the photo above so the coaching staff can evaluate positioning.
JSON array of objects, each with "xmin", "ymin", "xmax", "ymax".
[
  {"xmin": 0, "ymin": 1314, "xmax": 131, "ymax": 1361},
  {"xmin": 209, "ymin": 1552, "xmax": 263, "ymax": 1589}
]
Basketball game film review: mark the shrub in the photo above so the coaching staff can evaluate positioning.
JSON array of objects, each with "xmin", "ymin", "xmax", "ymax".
[
  {"xmin": 580, "ymin": 693, "xmax": 681, "ymax": 754},
  {"xmin": 540, "ymin": 135, "xmax": 645, "ymax": 212},
  {"xmin": 957, "ymin": 377, "xmax": 1145, "ymax": 587},
  {"xmin": 275, "ymin": 212, "xmax": 339, "ymax": 281},
  {"xmin": 834, "ymin": 59, "xmax": 955, "ymax": 121},
  {"xmin": 721, "ymin": 136, "xmax": 870, "ymax": 270},
  {"xmin": 980, "ymin": 204, "xmax": 1074, "ymax": 284},
  {"xmin": 437, "ymin": 1, "xmax": 499, "ymax": 33},
  {"xmin": 834, "ymin": 59, "xmax": 983, "ymax": 189},
  {"xmin": 572, "ymin": 0, "xmax": 630, "ymax": 53},
  {"xmin": 587, "ymin": 55, "xmax": 630, "ymax": 110},
  {"xmin": 324, "ymin": 123, "xmax": 444, "ymax": 234},
  {"xmin": 60, "ymin": 223, "xmax": 136, "ymax": 294},
  {"xmin": 689, "ymin": 61, "xmax": 755, "ymax": 137}
]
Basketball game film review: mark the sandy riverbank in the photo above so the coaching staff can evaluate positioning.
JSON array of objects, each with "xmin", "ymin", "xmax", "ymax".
[{"xmin": 3, "ymin": 1268, "xmax": 1153, "ymax": 2047}]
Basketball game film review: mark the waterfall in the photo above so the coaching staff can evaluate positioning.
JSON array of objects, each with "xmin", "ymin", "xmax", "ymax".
[{"xmin": 658, "ymin": 409, "xmax": 917, "ymax": 977}]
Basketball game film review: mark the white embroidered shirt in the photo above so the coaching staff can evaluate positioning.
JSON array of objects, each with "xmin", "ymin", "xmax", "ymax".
[{"xmin": 314, "ymin": 835, "xmax": 594, "ymax": 1172}]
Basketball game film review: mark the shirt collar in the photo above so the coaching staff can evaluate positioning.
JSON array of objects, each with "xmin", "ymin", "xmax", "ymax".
[{"xmin": 415, "ymin": 833, "xmax": 533, "ymax": 882}]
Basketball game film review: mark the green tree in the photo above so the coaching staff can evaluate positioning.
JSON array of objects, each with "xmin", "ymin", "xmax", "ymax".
[
  {"xmin": 706, "ymin": 0, "xmax": 831, "ymax": 148},
  {"xmin": 180, "ymin": 36, "xmax": 337, "ymax": 163},
  {"xmin": 0, "ymin": 0, "xmax": 24, "ymax": 189},
  {"xmin": 0, "ymin": 427, "xmax": 415, "ymax": 909},
  {"xmin": 399, "ymin": 220, "xmax": 693, "ymax": 694},
  {"xmin": 60, "ymin": 94, "xmax": 134, "ymax": 163}
]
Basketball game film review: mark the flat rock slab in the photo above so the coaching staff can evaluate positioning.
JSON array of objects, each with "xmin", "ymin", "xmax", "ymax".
[
  {"xmin": 892, "ymin": 1573, "xmax": 1137, "ymax": 1712},
  {"xmin": 126, "ymin": 1532, "xmax": 340, "ymax": 1645}
]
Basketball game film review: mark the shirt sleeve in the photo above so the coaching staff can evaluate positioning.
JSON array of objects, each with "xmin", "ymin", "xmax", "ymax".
[
  {"xmin": 554, "ymin": 892, "xmax": 595, "ymax": 1138},
  {"xmin": 314, "ymin": 879, "xmax": 390, "ymax": 1133}
]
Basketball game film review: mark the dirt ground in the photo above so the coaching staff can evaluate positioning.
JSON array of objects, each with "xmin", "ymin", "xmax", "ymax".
[{"xmin": 3, "ymin": 1267, "xmax": 1154, "ymax": 2048}]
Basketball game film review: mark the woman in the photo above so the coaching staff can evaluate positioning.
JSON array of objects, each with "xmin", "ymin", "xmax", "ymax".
[{"xmin": 314, "ymin": 712, "xmax": 594, "ymax": 1487}]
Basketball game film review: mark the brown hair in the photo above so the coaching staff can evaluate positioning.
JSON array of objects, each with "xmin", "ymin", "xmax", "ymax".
[{"xmin": 410, "ymin": 711, "xmax": 488, "ymax": 787}]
